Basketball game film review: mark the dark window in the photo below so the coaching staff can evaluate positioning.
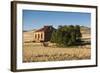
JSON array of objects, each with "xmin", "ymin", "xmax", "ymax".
[
  {"xmin": 41, "ymin": 33, "xmax": 43, "ymax": 39},
  {"xmin": 35, "ymin": 34, "xmax": 37, "ymax": 39}
]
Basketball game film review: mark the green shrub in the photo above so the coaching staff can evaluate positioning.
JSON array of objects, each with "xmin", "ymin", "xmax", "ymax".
[{"xmin": 50, "ymin": 25, "xmax": 82, "ymax": 47}]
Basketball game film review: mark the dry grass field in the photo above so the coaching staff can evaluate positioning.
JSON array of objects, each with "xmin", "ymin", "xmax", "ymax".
[
  {"xmin": 23, "ymin": 42, "xmax": 91, "ymax": 62},
  {"xmin": 23, "ymin": 27, "xmax": 91, "ymax": 62},
  {"xmin": 23, "ymin": 30, "xmax": 34, "ymax": 42}
]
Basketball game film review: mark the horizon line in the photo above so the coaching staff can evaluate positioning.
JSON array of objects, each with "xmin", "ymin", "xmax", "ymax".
[{"xmin": 23, "ymin": 24, "xmax": 90, "ymax": 31}]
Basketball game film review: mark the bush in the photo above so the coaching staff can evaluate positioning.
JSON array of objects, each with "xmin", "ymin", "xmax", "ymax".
[
  {"xmin": 43, "ymin": 42, "xmax": 49, "ymax": 47},
  {"xmin": 50, "ymin": 25, "xmax": 82, "ymax": 47}
]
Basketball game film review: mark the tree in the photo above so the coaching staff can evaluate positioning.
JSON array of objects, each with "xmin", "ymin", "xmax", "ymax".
[
  {"xmin": 50, "ymin": 25, "xmax": 82, "ymax": 47},
  {"xmin": 75, "ymin": 25, "xmax": 82, "ymax": 42},
  {"xmin": 50, "ymin": 30, "xmax": 57, "ymax": 43}
]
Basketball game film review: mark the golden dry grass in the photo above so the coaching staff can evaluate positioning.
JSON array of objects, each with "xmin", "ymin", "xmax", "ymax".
[
  {"xmin": 23, "ymin": 31, "xmax": 34, "ymax": 42},
  {"xmin": 23, "ymin": 43, "xmax": 91, "ymax": 62}
]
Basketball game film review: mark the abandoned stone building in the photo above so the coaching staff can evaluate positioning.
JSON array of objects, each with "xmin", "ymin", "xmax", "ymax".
[{"xmin": 33, "ymin": 26, "xmax": 55, "ymax": 42}]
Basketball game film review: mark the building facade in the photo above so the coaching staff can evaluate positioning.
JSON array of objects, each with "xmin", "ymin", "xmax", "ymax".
[{"xmin": 33, "ymin": 26, "xmax": 55, "ymax": 42}]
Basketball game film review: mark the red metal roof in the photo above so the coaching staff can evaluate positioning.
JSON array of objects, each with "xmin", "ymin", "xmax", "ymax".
[{"xmin": 35, "ymin": 26, "xmax": 54, "ymax": 32}]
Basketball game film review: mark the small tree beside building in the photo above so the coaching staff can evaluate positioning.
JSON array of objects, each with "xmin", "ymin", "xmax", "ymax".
[{"xmin": 50, "ymin": 25, "xmax": 82, "ymax": 47}]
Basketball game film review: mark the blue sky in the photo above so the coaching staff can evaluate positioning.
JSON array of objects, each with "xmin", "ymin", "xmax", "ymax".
[{"xmin": 23, "ymin": 10, "xmax": 91, "ymax": 31}]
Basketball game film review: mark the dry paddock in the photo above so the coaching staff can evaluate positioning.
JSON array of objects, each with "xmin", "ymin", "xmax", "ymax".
[{"xmin": 23, "ymin": 42, "xmax": 91, "ymax": 62}]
